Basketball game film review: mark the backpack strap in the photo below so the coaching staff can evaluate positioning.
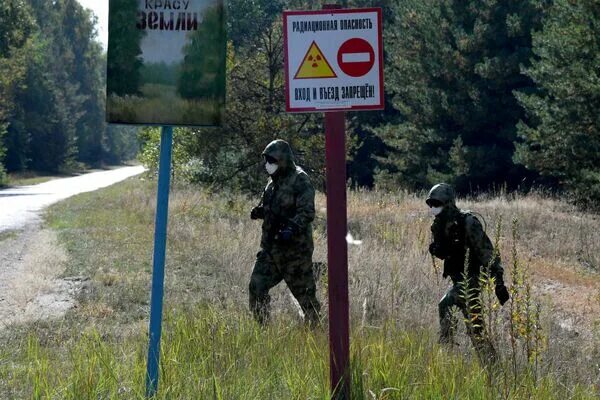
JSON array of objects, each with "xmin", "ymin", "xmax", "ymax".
[{"xmin": 461, "ymin": 209, "xmax": 488, "ymax": 233}]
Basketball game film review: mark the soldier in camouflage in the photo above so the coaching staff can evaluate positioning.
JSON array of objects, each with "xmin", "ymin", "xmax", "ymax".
[
  {"xmin": 427, "ymin": 183, "xmax": 510, "ymax": 357},
  {"xmin": 249, "ymin": 139, "xmax": 321, "ymax": 326}
]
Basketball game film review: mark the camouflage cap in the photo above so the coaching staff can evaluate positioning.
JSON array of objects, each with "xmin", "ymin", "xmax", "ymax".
[
  {"xmin": 262, "ymin": 139, "xmax": 296, "ymax": 171},
  {"xmin": 426, "ymin": 183, "xmax": 456, "ymax": 206}
]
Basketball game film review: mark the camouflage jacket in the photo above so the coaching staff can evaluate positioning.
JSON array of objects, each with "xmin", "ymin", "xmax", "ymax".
[
  {"xmin": 255, "ymin": 140, "xmax": 315, "ymax": 255},
  {"xmin": 430, "ymin": 206, "xmax": 504, "ymax": 285}
]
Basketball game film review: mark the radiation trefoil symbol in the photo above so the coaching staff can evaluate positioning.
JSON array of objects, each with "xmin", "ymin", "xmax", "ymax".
[{"xmin": 294, "ymin": 41, "xmax": 337, "ymax": 79}]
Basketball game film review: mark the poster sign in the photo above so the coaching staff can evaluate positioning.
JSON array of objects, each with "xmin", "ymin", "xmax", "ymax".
[
  {"xmin": 106, "ymin": 0, "xmax": 226, "ymax": 126},
  {"xmin": 283, "ymin": 8, "xmax": 384, "ymax": 113}
]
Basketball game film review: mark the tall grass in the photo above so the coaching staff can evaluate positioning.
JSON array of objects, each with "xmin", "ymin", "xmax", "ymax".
[
  {"xmin": 0, "ymin": 178, "xmax": 597, "ymax": 398},
  {"xmin": 12, "ymin": 308, "xmax": 597, "ymax": 399}
]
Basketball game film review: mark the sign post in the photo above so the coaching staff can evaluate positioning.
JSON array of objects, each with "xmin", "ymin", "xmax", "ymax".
[
  {"xmin": 145, "ymin": 126, "xmax": 173, "ymax": 397},
  {"xmin": 325, "ymin": 111, "xmax": 350, "ymax": 399},
  {"xmin": 284, "ymin": 6, "xmax": 383, "ymax": 399},
  {"xmin": 107, "ymin": 0, "xmax": 226, "ymax": 396}
]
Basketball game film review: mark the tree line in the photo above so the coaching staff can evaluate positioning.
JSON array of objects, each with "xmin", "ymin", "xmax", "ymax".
[
  {"xmin": 1, "ymin": 0, "xmax": 598, "ymax": 207},
  {"xmin": 0, "ymin": 0, "xmax": 137, "ymax": 185},
  {"xmin": 138, "ymin": 0, "xmax": 599, "ymax": 207}
]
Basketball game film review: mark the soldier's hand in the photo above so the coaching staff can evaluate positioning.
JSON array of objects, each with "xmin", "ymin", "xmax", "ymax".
[
  {"xmin": 279, "ymin": 226, "xmax": 294, "ymax": 241},
  {"xmin": 429, "ymin": 242, "xmax": 446, "ymax": 259},
  {"xmin": 250, "ymin": 206, "xmax": 264, "ymax": 220},
  {"xmin": 428, "ymin": 242, "xmax": 436, "ymax": 255},
  {"xmin": 495, "ymin": 284, "xmax": 510, "ymax": 306}
]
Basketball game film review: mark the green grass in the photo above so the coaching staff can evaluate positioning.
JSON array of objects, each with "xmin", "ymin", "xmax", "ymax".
[
  {"xmin": 6, "ymin": 308, "xmax": 596, "ymax": 399},
  {"xmin": 0, "ymin": 230, "xmax": 19, "ymax": 242},
  {"xmin": 6, "ymin": 172, "xmax": 63, "ymax": 187},
  {"xmin": 0, "ymin": 178, "xmax": 597, "ymax": 399}
]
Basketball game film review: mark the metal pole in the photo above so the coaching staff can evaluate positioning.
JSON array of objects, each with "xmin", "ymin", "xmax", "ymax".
[
  {"xmin": 325, "ymin": 111, "xmax": 350, "ymax": 400},
  {"xmin": 145, "ymin": 125, "xmax": 173, "ymax": 398}
]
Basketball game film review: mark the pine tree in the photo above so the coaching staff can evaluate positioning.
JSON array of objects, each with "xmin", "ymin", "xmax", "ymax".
[
  {"xmin": 0, "ymin": 0, "xmax": 34, "ymax": 182},
  {"xmin": 379, "ymin": 0, "xmax": 548, "ymax": 192},
  {"xmin": 62, "ymin": 0, "xmax": 106, "ymax": 166},
  {"xmin": 515, "ymin": 0, "xmax": 600, "ymax": 206}
]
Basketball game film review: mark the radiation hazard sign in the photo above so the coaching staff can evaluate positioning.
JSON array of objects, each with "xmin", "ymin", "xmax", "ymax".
[
  {"xmin": 284, "ymin": 8, "xmax": 384, "ymax": 113},
  {"xmin": 294, "ymin": 42, "xmax": 337, "ymax": 79}
]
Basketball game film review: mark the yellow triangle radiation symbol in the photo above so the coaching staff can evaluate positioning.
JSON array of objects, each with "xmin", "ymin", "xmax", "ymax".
[{"xmin": 294, "ymin": 41, "xmax": 337, "ymax": 79}]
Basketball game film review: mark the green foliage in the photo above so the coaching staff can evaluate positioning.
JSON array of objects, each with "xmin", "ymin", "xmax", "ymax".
[
  {"xmin": 1, "ymin": 0, "xmax": 599, "ymax": 203},
  {"xmin": 0, "ymin": 0, "xmax": 34, "ymax": 178},
  {"xmin": 0, "ymin": 151, "xmax": 6, "ymax": 186},
  {"xmin": 227, "ymin": 0, "xmax": 284, "ymax": 46},
  {"xmin": 1, "ymin": 0, "xmax": 135, "ymax": 174},
  {"xmin": 378, "ymin": 0, "xmax": 548, "ymax": 192},
  {"xmin": 516, "ymin": 0, "xmax": 600, "ymax": 207},
  {"xmin": 138, "ymin": 126, "xmax": 197, "ymax": 180},
  {"xmin": 104, "ymin": 125, "xmax": 139, "ymax": 164},
  {"xmin": 8, "ymin": 28, "xmax": 79, "ymax": 172},
  {"xmin": 141, "ymin": 20, "xmax": 327, "ymax": 193}
]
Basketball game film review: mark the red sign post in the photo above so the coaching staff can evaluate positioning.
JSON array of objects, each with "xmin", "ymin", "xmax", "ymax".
[
  {"xmin": 325, "ymin": 110, "xmax": 350, "ymax": 399},
  {"xmin": 284, "ymin": 6, "xmax": 383, "ymax": 399}
]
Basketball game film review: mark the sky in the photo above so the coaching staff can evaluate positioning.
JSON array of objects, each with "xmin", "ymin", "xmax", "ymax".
[{"xmin": 77, "ymin": 0, "xmax": 109, "ymax": 49}]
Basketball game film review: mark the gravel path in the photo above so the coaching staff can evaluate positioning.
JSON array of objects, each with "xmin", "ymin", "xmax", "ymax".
[{"xmin": 0, "ymin": 167, "xmax": 144, "ymax": 328}]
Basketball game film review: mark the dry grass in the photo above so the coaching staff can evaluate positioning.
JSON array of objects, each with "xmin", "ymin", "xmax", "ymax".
[{"xmin": 0, "ymin": 178, "xmax": 597, "ymax": 398}]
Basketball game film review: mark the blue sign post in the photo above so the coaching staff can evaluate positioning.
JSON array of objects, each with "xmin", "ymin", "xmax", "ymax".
[
  {"xmin": 106, "ymin": 1, "xmax": 226, "ymax": 396},
  {"xmin": 145, "ymin": 126, "xmax": 174, "ymax": 398}
]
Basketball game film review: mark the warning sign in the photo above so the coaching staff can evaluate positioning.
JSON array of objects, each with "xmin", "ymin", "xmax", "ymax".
[
  {"xmin": 284, "ymin": 8, "xmax": 384, "ymax": 113},
  {"xmin": 295, "ymin": 42, "xmax": 337, "ymax": 79}
]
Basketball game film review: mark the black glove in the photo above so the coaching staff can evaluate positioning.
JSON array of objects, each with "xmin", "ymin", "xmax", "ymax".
[
  {"xmin": 278, "ymin": 226, "xmax": 294, "ymax": 241},
  {"xmin": 429, "ymin": 242, "xmax": 447, "ymax": 259},
  {"xmin": 495, "ymin": 284, "xmax": 510, "ymax": 306},
  {"xmin": 250, "ymin": 206, "xmax": 264, "ymax": 220}
]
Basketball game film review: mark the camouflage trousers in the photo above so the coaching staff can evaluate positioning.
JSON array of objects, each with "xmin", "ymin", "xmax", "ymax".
[
  {"xmin": 439, "ymin": 281, "xmax": 497, "ymax": 362},
  {"xmin": 249, "ymin": 249, "xmax": 321, "ymax": 326}
]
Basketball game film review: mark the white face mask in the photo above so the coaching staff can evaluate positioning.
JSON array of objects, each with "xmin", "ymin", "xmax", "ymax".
[
  {"xmin": 265, "ymin": 162, "xmax": 279, "ymax": 175},
  {"xmin": 431, "ymin": 206, "xmax": 444, "ymax": 216}
]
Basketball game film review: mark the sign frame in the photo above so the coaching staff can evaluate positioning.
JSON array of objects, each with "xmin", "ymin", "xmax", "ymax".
[
  {"xmin": 283, "ymin": 8, "xmax": 384, "ymax": 113},
  {"xmin": 106, "ymin": 0, "xmax": 226, "ymax": 127}
]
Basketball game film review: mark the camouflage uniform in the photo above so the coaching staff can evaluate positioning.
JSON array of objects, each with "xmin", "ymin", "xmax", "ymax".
[
  {"xmin": 249, "ymin": 140, "xmax": 320, "ymax": 325},
  {"xmin": 427, "ymin": 183, "xmax": 509, "ymax": 357}
]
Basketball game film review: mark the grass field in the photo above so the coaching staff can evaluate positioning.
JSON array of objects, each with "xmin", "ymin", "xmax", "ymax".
[{"xmin": 0, "ymin": 177, "xmax": 597, "ymax": 399}]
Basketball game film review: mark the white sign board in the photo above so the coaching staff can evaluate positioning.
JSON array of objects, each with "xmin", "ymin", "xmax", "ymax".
[{"xmin": 283, "ymin": 8, "xmax": 384, "ymax": 113}]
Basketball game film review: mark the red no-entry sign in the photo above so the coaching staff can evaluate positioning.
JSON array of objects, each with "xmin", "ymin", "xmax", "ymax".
[{"xmin": 337, "ymin": 38, "xmax": 375, "ymax": 77}]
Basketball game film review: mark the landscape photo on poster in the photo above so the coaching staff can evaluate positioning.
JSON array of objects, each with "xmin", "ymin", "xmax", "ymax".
[{"xmin": 106, "ymin": 0, "xmax": 225, "ymax": 126}]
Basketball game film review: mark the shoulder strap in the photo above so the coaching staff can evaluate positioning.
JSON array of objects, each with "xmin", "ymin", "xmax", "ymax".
[{"xmin": 461, "ymin": 210, "xmax": 487, "ymax": 233}]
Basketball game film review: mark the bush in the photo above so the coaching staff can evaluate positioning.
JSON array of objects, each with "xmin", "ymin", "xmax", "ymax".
[{"xmin": 0, "ymin": 164, "xmax": 7, "ymax": 186}]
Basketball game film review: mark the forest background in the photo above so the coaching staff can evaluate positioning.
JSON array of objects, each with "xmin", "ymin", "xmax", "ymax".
[{"xmin": 1, "ymin": 0, "xmax": 599, "ymax": 208}]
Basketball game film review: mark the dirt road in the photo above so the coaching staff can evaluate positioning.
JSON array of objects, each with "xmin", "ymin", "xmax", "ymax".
[
  {"xmin": 0, "ymin": 166, "xmax": 145, "ymax": 232},
  {"xmin": 0, "ymin": 166, "xmax": 145, "ymax": 328}
]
